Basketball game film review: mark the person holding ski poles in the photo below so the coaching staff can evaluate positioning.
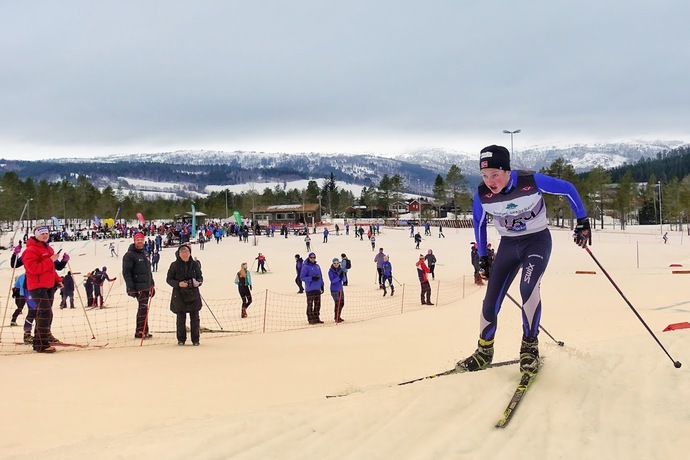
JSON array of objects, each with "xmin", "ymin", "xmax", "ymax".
[
  {"xmin": 381, "ymin": 256, "xmax": 394, "ymax": 296},
  {"xmin": 456, "ymin": 145, "xmax": 589, "ymax": 377},
  {"xmin": 255, "ymin": 253, "xmax": 267, "ymax": 273}
]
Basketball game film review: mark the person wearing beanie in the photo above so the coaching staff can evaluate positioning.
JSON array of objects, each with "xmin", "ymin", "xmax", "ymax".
[
  {"xmin": 457, "ymin": 144, "xmax": 590, "ymax": 377},
  {"xmin": 340, "ymin": 253, "xmax": 350, "ymax": 286},
  {"xmin": 294, "ymin": 254, "xmax": 304, "ymax": 294},
  {"xmin": 255, "ymin": 253, "xmax": 267, "ymax": 273},
  {"xmin": 381, "ymin": 255, "xmax": 394, "ymax": 297},
  {"xmin": 424, "ymin": 249, "xmax": 437, "ymax": 280},
  {"xmin": 93, "ymin": 266, "xmax": 116, "ymax": 308},
  {"xmin": 299, "ymin": 252, "xmax": 324, "ymax": 324},
  {"xmin": 123, "ymin": 229, "xmax": 156, "ymax": 339},
  {"xmin": 166, "ymin": 243, "xmax": 203, "ymax": 345},
  {"xmin": 328, "ymin": 258, "xmax": 345, "ymax": 323},
  {"xmin": 373, "ymin": 248, "xmax": 386, "ymax": 289},
  {"xmin": 415, "ymin": 255, "xmax": 433, "ymax": 305},
  {"xmin": 22, "ymin": 225, "xmax": 68, "ymax": 353}
]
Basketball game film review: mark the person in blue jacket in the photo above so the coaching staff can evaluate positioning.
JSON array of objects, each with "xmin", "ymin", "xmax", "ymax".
[
  {"xmin": 328, "ymin": 258, "xmax": 345, "ymax": 323},
  {"xmin": 381, "ymin": 256, "xmax": 394, "ymax": 297},
  {"xmin": 299, "ymin": 252, "xmax": 324, "ymax": 324},
  {"xmin": 457, "ymin": 145, "xmax": 591, "ymax": 377},
  {"xmin": 294, "ymin": 254, "xmax": 304, "ymax": 293},
  {"xmin": 10, "ymin": 273, "xmax": 27, "ymax": 326},
  {"xmin": 18, "ymin": 274, "xmax": 39, "ymax": 343}
]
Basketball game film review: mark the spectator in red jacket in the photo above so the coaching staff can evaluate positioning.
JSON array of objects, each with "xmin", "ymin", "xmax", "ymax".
[
  {"xmin": 415, "ymin": 255, "xmax": 433, "ymax": 306},
  {"xmin": 21, "ymin": 226, "xmax": 67, "ymax": 353}
]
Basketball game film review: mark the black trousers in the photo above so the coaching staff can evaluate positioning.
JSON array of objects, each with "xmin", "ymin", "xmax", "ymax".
[
  {"xmin": 134, "ymin": 289, "xmax": 152, "ymax": 336},
  {"xmin": 176, "ymin": 310, "xmax": 200, "ymax": 344},
  {"xmin": 11, "ymin": 297, "xmax": 26, "ymax": 322},
  {"xmin": 305, "ymin": 290, "xmax": 322, "ymax": 323},
  {"xmin": 238, "ymin": 285, "xmax": 252, "ymax": 308},
  {"xmin": 420, "ymin": 281, "xmax": 431, "ymax": 304},
  {"xmin": 30, "ymin": 287, "xmax": 57, "ymax": 350}
]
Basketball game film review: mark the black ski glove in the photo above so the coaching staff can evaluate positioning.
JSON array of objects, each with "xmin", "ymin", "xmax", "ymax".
[
  {"xmin": 311, "ymin": 275, "xmax": 320, "ymax": 281},
  {"xmin": 478, "ymin": 256, "xmax": 491, "ymax": 279},
  {"xmin": 574, "ymin": 217, "xmax": 592, "ymax": 248}
]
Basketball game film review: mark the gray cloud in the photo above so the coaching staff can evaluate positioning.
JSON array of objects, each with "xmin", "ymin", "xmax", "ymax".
[{"xmin": 1, "ymin": 0, "xmax": 689, "ymax": 159}]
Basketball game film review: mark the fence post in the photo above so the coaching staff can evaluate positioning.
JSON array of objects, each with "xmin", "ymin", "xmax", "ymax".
[
  {"xmin": 435, "ymin": 280, "xmax": 440, "ymax": 305},
  {"xmin": 400, "ymin": 283, "xmax": 405, "ymax": 314},
  {"xmin": 262, "ymin": 289, "xmax": 268, "ymax": 333}
]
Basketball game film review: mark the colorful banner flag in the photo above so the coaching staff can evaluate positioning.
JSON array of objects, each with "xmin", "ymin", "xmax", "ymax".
[
  {"xmin": 191, "ymin": 204, "xmax": 197, "ymax": 239},
  {"xmin": 50, "ymin": 216, "xmax": 60, "ymax": 228},
  {"xmin": 136, "ymin": 212, "xmax": 145, "ymax": 223}
]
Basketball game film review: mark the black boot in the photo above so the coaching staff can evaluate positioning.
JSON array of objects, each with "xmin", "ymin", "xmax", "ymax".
[
  {"xmin": 456, "ymin": 339, "xmax": 494, "ymax": 372},
  {"xmin": 519, "ymin": 336, "xmax": 540, "ymax": 376}
]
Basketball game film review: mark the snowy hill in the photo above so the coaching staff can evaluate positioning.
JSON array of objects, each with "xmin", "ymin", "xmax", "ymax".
[{"xmin": 2, "ymin": 140, "xmax": 688, "ymax": 199}]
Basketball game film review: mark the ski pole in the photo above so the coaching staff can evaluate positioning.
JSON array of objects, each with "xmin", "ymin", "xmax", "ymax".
[
  {"xmin": 392, "ymin": 276, "xmax": 403, "ymax": 287},
  {"xmin": 0, "ymin": 200, "xmax": 32, "ymax": 343},
  {"xmin": 139, "ymin": 287, "xmax": 155, "ymax": 346},
  {"xmin": 68, "ymin": 261, "xmax": 97, "ymax": 339},
  {"xmin": 103, "ymin": 278, "xmax": 117, "ymax": 305},
  {"xmin": 583, "ymin": 246, "xmax": 681, "ymax": 368},
  {"xmin": 9, "ymin": 199, "xmax": 31, "ymax": 247},
  {"xmin": 200, "ymin": 293, "xmax": 223, "ymax": 330},
  {"xmin": 0, "ymin": 267, "xmax": 19, "ymax": 344},
  {"xmin": 505, "ymin": 293, "xmax": 564, "ymax": 347}
]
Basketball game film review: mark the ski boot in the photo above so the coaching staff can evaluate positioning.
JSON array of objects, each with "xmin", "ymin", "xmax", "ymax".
[
  {"xmin": 456, "ymin": 338, "xmax": 494, "ymax": 372},
  {"xmin": 23, "ymin": 332, "xmax": 33, "ymax": 344},
  {"xmin": 519, "ymin": 336, "xmax": 540, "ymax": 376}
]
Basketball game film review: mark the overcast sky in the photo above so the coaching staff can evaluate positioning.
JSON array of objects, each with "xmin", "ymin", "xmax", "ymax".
[{"xmin": 1, "ymin": 1, "xmax": 689, "ymax": 161}]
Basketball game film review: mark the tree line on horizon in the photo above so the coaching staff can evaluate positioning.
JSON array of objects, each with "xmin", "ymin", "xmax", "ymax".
[{"xmin": 2, "ymin": 144, "xmax": 690, "ymax": 229}]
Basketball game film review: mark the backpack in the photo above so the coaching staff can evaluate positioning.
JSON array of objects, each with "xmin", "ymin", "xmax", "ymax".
[{"xmin": 346, "ymin": 259, "xmax": 352, "ymax": 270}]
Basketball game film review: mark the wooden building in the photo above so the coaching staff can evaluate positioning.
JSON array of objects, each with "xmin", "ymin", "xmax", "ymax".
[{"xmin": 250, "ymin": 204, "xmax": 321, "ymax": 226}]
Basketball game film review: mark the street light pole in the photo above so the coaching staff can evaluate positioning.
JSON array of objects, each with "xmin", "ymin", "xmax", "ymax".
[
  {"xmin": 658, "ymin": 181, "xmax": 663, "ymax": 234},
  {"xmin": 225, "ymin": 189, "xmax": 229, "ymax": 219},
  {"xmin": 502, "ymin": 129, "xmax": 522, "ymax": 162}
]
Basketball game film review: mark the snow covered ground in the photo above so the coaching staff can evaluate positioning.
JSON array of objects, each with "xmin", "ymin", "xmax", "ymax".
[{"xmin": 0, "ymin": 224, "xmax": 687, "ymax": 459}]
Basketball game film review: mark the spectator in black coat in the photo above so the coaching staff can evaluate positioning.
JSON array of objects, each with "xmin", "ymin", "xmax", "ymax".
[
  {"xmin": 122, "ymin": 232, "xmax": 155, "ymax": 339},
  {"xmin": 59, "ymin": 271, "xmax": 75, "ymax": 309},
  {"xmin": 166, "ymin": 243, "xmax": 203, "ymax": 346}
]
